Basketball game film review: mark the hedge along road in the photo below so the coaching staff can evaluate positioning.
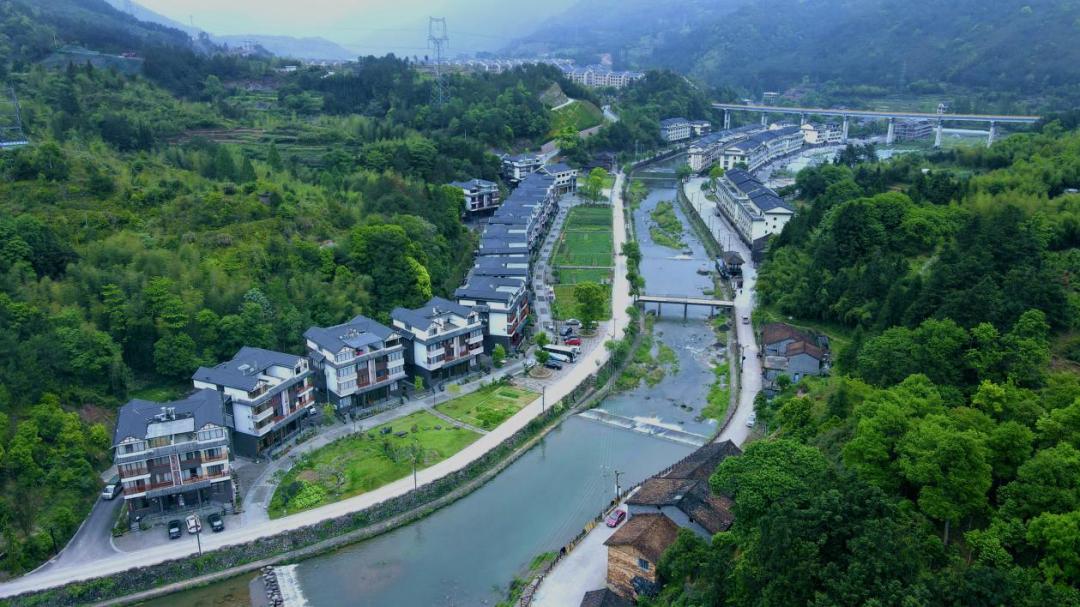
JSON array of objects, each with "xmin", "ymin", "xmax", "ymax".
[{"xmin": 0, "ymin": 173, "xmax": 635, "ymax": 601}]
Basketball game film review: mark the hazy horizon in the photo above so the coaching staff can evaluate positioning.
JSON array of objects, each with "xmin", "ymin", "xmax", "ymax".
[{"xmin": 136, "ymin": 0, "xmax": 579, "ymax": 56}]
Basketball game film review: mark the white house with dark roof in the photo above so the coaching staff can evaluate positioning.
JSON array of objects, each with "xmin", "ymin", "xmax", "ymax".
[
  {"xmin": 192, "ymin": 347, "xmax": 314, "ymax": 458},
  {"xmin": 449, "ymin": 178, "xmax": 501, "ymax": 214},
  {"xmin": 455, "ymin": 275, "xmax": 530, "ymax": 352},
  {"xmin": 501, "ymin": 152, "xmax": 545, "ymax": 184},
  {"xmin": 392, "ymin": 297, "xmax": 484, "ymax": 383},
  {"xmin": 304, "ymin": 315, "xmax": 407, "ymax": 411},
  {"xmin": 113, "ymin": 389, "xmax": 233, "ymax": 522},
  {"xmin": 659, "ymin": 117, "xmax": 691, "ymax": 142},
  {"xmin": 713, "ymin": 169, "xmax": 795, "ymax": 244},
  {"xmin": 541, "ymin": 162, "xmax": 578, "ymax": 195}
]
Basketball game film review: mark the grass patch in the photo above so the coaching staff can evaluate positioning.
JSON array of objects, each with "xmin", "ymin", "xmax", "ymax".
[
  {"xmin": 552, "ymin": 205, "xmax": 614, "ymax": 320},
  {"xmin": 552, "ymin": 283, "xmax": 611, "ymax": 321},
  {"xmin": 649, "ymin": 200, "xmax": 686, "ymax": 250},
  {"xmin": 129, "ymin": 381, "xmax": 190, "ymax": 402},
  {"xmin": 548, "ymin": 100, "xmax": 604, "ymax": 136},
  {"xmin": 268, "ymin": 411, "xmax": 481, "ymax": 518},
  {"xmin": 701, "ymin": 360, "xmax": 731, "ymax": 422},
  {"xmin": 435, "ymin": 384, "xmax": 538, "ymax": 430}
]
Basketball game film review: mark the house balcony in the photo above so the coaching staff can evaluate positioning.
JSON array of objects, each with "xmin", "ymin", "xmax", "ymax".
[
  {"xmin": 253, "ymin": 405, "xmax": 275, "ymax": 422},
  {"xmin": 201, "ymin": 452, "xmax": 228, "ymax": 464},
  {"xmin": 119, "ymin": 466, "xmax": 149, "ymax": 480}
]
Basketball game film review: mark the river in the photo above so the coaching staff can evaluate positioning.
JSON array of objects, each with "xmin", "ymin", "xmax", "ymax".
[{"xmin": 143, "ymin": 175, "xmax": 719, "ymax": 607}]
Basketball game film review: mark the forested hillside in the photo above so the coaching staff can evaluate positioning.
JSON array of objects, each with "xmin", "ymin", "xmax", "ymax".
[
  {"xmin": 517, "ymin": 0, "xmax": 1080, "ymax": 109},
  {"xmin": 645, "ymin": 123, "xmax": 1080, "ymax": 605},
  {"xmin": 0, "ymin": 3, "xmax": 597, "ymax": 574}
]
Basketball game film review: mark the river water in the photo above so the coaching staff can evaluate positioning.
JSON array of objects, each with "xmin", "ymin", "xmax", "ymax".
[{"xmin": 143, "ymin": 176, "xmax": 719, "ymax": 607}]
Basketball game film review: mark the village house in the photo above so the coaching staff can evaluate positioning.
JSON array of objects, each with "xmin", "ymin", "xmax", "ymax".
[
  {"xmin": 603, "ymin": 513, "xmax": 681, "ymax": 599},
  {"xmin": 113, "ymin": 389, "xmax": 233, "ymax": 522},
  {"xmin": 392, "ymin": 297, "xmax": 485, "ymax": 384},
  {"xmin": 192, "ymin": 347, "xmax": 315, "ymax": 458},
  {"xmin": 579, "ymin": 589, "xmax": 633, "ymax": 607},
  {"xmin": 449, "ymin": 178, "xmax": 501, "ymax": 214},
  {"xmin": 761, "ymin": 322, "xmax": 829, "ymax": 393},
  {"xmin": 455, "ymin": 274, "xmax": 530, "ymax": 352},
  {"xmin": 304, "ymin": 315, "xmax": 408, "ymax": 411}
]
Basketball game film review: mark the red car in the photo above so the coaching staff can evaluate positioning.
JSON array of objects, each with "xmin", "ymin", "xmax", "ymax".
[
  {"xmin": 605, "ymin": 509, "xmax": 626, "ymax": 528},
  {"xmin": 565, "ymin": 337, "xmax": 582, "ymax": 346}
]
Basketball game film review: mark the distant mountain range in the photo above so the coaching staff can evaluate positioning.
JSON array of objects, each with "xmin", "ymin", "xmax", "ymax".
[
  {"xmin": 512, "ymin": 0, "xmax": 1080, "ymax": 101},
  {"xmin": 100, "ymin": 0, "xmax": 356, "ymax": 61}
]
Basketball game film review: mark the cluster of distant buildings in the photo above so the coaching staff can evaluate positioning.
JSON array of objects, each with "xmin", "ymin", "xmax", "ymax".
[
  {"xmin": 113, "ymin": 153, "xmax": 583, "ymax": 524},
  {"xmin": 685, "ymin": 124, "xmax": 805, "ymax": 173},
  {"xmin": 559, "ymin": 64, "xmax": 644, "ymax": 89},
  {"xmin": 582, "ymin": 441, "xmax": 742, "ymax": 605},
  {"xmin": 659, "ymin": 118, "xmax": 713, "ymax": 143}
]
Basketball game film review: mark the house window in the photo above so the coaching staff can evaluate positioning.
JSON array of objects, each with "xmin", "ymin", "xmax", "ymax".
[{"xmin": 638, "ymin": 558, "xmax": 650, "ymax": 571}]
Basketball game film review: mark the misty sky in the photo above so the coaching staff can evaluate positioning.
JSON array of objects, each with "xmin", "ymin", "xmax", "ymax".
[{"xmin": 137, "ymin": 0, "xmax": 578, "ymax": 55}]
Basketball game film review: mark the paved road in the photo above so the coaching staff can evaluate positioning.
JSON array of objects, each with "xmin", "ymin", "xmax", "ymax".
[
  {"xmin": 33, "ymin": 496, "xmax": 122, "ymax": 574},
  {"xmin": 682, "ymin": 177, "xmax": 762, "ymax": 446},
  {"xmin": 0, "ymin": 183, "xmax": 634, "ymax": 601},
  {"xmin": 531, "ymin": 176, "xmax": 761, "ymax": 604}
]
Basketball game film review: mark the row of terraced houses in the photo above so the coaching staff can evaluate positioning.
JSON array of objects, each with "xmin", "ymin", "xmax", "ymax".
[{"xmin": 112, "ymin": 157, "xmax": 576, "ymax": 522}]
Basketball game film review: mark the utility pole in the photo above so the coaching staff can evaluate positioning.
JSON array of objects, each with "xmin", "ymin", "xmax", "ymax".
[
  {"xmin": 541, "ymin": 385, "xmax": 546, "ymax": 413},
  {"xmin": 427, "ymin": 17, "xmax": 450, "ymax": 107},
  {"xmin": 614, "ymin": 469, "xmax": 624, "ymax": 499}
]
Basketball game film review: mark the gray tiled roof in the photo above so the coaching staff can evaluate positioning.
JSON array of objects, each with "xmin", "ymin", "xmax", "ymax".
[
  {"xmin": 391, "ymin": 297, "xmax": 475, "ymax": 329},
  {"xmin": 449, "ymin": 178, "xmax": 496, "ymax": 189},
  {"xmin": 304, "ymin": 315, "xmax": 397, "ymax": 354},
  {"xmin": 192, "ymin": 346, "xmax": 303, "ymax": 391},
  {"xmin": 544, "ymin": 162, "xmax": 575, "ymax": 174},
  {"xmin": 114, "ymin": 388, "xmax": 226, "ymax": 445},
  {"xmin": 660, "ymin": 117, "xmax": 688, "ymax": 127},
  {"xmin": 454, "ymin": 276, "xmax": 525, "ymax": 304}
]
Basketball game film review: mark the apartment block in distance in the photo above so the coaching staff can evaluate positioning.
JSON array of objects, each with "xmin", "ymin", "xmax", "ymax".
[
  {"xmin": 305, "ymin": 315, "xmax": 407, "ymax": 411},
  {"xmin": 113, "ymin": 389, "xmax": 233, "ymax": 521},
  {"xmin": 192, "ymin": 347, "xmax": 314, "ymax": 458},
  {"xmin": 392, "ymin": 297, "xmax": 485, "ymax": 383}
]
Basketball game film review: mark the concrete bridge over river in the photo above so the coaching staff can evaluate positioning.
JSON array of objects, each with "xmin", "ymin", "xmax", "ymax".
[{"xmin": 713, "ymin": 102, "xmax": 1041, "ymax": 147}]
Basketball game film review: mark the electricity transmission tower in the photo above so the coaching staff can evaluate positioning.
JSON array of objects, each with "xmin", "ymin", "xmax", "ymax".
[
  {"xmin": 0, "ymin": 85, "xmax": 29, "ymax": 150},
  {"xmin": 428, "ymin": 17, "xmax": 450, "ymax": 106}
]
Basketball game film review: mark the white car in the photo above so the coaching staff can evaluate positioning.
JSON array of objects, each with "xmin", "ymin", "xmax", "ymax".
[
  {"xmin": 186, "ymin": 514, "xmax": 202, "ymax": 535},
  {"xmin": 746, "ymin": 413, "xmax": 757, "ymax": 428}
]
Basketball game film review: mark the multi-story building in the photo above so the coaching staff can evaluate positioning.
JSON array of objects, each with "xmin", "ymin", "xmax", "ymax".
[
  {"xmin": 501, "ymin": 153, "xmax": 545, "ymax": 184},
  {"xmin": 113, "ymin": 389, "xmax": 233, "ymax": 522},
  {"xmin": 392, "ymin": 297, "xmax": 485, "ymax": 383},
  {"xmin": 713, "ymin": 169, "xmax": 795, "ymax": 244},
  {"xmin": 894, "ymin": 119, "xmax": 934, "ymax": 141},
  {"xmin": 717, "ymin": 125, "xmax": 803, "ymax": 172},
  {"xmin": 686, "ymin": 125, "xmax": 763, "ymax": 172},
  {"xmin": 455, "ymin": 275, "xmax": 530, "ymax": 352},
  {"xmin": 192, "ymin": 347, "xmax": 314, "ymax": 458},
  {"xmin": 449, "ymin": 178, "xmax": 501, "ymax": 214},
  {"xmin": 659, "ymin": 118, "xmax": 692, "ymax": 142},
  {"xmin": 689, "ymin": 120, "xmax": 712, "ymax": 138},
  {"xmin": 541, "ymin": 162, "xmax": 579, "ymax": 195},
  {"xmin": 488, "ymin": 171, "xmax": 558, "ymax": 249},
  {"xmin": 471, "ymin": 255, "xmax": 531, "ymax": 281},
  {"xmin": 561, "ymin": 64, "xmax": 644, "ymax": 89},
  {"xmin": 304, "ymin": 315, "xmax": 407, "ymax": 411},
  {"xmin": 800, "ymin": 122, "xmax": 843, "ymax": 145}
]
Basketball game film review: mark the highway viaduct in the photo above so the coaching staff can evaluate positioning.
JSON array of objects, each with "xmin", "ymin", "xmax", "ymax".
[{"xmin": 713, "ymin": 102, "xmax": 1041, "ymax": 147}]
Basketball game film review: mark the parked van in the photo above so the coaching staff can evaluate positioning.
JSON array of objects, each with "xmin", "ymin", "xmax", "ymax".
[{"xmin": 101, "ymin": 475, "xmax": 122, "ymax": 500}]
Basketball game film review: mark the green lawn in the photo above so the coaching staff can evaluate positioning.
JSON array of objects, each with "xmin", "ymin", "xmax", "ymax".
[
  {"xmin": 435, "ymin": 384, "xmax": 538, "ymax": 430},
  {"xmin": 552, "ymin": 206, "xmax": 614, "ymax": 267},
  {"xmin": 553, "ymin": 283, "xmax": 612, "ymax": 321},
  {"xmin": 129, "ymin": 382, "xmax": 191, "ymax": 402},
  {"xmin": 548, "ymin": 100, "xmax": 604, "ymax": 136},
  {"xmin": 551, "ymin": 206, "xmax": 615, "ymax": 320},
  {"xmin": 268, "ymin": 411, "xmax": 480, "ymax": 518}
]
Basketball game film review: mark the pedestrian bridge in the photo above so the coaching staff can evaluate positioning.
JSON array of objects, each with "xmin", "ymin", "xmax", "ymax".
[{"xmin": 635, "ymin": 294, "xmax": 734, "ymax": 318}]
